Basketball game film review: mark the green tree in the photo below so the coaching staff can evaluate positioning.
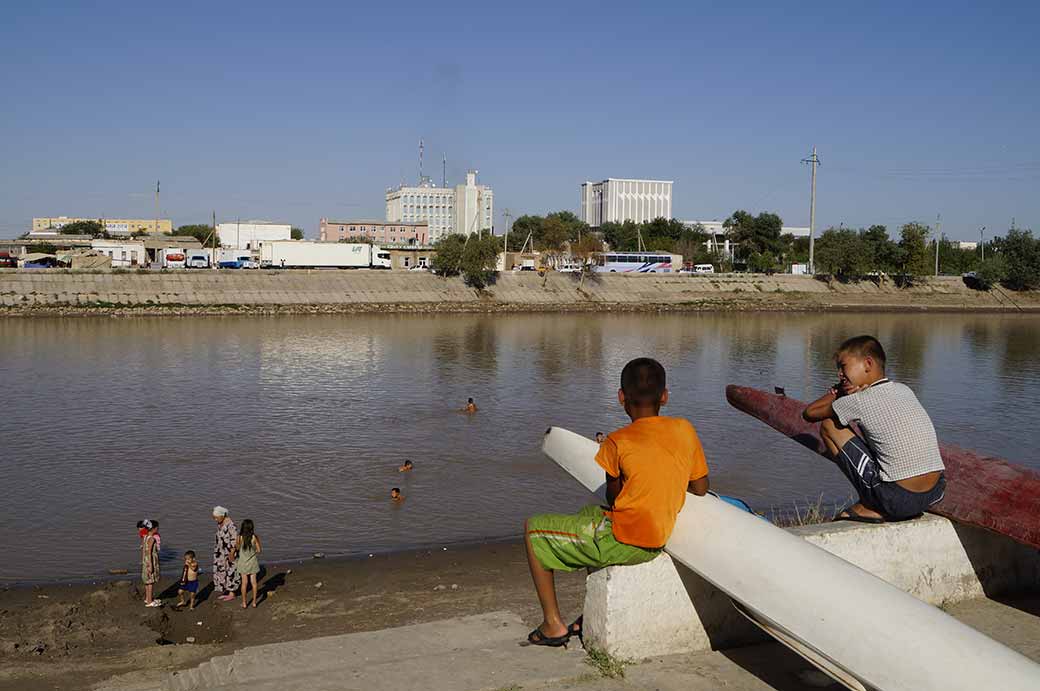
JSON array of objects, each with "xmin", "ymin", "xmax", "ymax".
[
  {"xmin": 724, "ymin": 210, "xmax": 783, "ymax": 270},
  {"xmin": 509, "ymin": 215, "xmax": 543, "ymax": 251},
  {"xmin": 458, "ymin": 234, "xmax": 501, "ymax": 289},
  {"xmin": 291, "ymin": 227, "xmax": 305, "ymax": 240},
  {"xmin": 1000, "ymin": 228, "xmax": 1040, "ymax": 291},
  {"xmin": 814, "ymin": 228, "xmax": 869, "ymax": 278},
  {"xmin": 860, "ymin": 225, "xmax": 902, "ymax": 274},
  {"xmin": 898, "ymin": 223, "xmax": 931, "ymax": 277},
  {"xmin": 537, "ymin": 216, "xmax": 570, "ymax": 267},
  {"xmin": 59, "ymin": 220, "xmax": 104, "ymax": 236},
  {"xmin": 544, "ymin": 211, "xmax": 589, "ymax": 242},
  {"xmin": 974, "ymin": 255, "xmax": 1008, "ymax": 290},
  {"xmin": 173, "ymin": 224, "xmax": 217, "ymax": 245},
  {"xmin": 431, "ymin": 234, "xmax": 466, "ymax": 276}
]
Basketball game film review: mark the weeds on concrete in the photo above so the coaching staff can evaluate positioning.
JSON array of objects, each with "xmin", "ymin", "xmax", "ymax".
[
  {"xmin": 584, "ymin": 647, "xmax": 629, "ymax": 679},
  {"xmin": 769, "ymin": 494, "xmax": 836, "ymax": 527},
  {"xmin": 491, "ymin": 685, "xmax": 522, "ymax": 691}
]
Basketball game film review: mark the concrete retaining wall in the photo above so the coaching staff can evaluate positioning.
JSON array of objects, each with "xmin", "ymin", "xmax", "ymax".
[
  {"xmin": 1, "ymin": 270, "xmax": 1036, "ymax": 312},
  {"xmin": 584, "ymin": 514, "xmax": 1040, "ymax": 659}
]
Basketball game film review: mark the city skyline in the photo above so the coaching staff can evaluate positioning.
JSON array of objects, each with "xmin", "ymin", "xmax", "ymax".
[{"xmin": 2, "ymin": 2, "xmax": 1038, "ymax": 241}]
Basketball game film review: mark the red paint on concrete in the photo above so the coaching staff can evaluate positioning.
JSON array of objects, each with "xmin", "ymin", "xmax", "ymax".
[{"xmin": 725, "ymin": 384, "xmax": 1040, "ymax": 550}]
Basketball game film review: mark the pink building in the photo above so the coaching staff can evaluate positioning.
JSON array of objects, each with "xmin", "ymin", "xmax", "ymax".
[{"xmin": 319, "ymin": 219, "xmax": 429, "ymax": 245}]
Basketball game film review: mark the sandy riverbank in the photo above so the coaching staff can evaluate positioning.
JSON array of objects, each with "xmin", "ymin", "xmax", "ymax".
[{"xmin": 0, "ymin": 540, "xmax": 586, "ymax": 691}]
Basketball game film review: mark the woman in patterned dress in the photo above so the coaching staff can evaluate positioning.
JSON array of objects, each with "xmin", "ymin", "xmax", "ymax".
[{"xmin": 212, "ymin": 506, "xmax": 240, "ymax": 601}]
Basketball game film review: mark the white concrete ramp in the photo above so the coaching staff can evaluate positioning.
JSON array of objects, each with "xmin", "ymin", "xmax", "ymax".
[{"xmin": 157, "ymin": 611, "xmax": 587, "ymax": 691}]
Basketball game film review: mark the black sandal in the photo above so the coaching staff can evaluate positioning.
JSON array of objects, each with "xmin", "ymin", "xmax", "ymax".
[
  {"xmin": 836, "ymin": 505, "xmax": 885, "ymax": 524},
  {"xmin": 569, "ymin": 616, "xmax": 583, "ymax": 643},
  {"xmin": 527, "ymin": 627, "xmax": 571, "ymax": 647}
]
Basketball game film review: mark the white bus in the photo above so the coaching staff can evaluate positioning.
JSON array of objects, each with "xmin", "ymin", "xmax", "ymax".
[{"xmin": 594, "ymin": 252, "xmax": 682, "ymax": 273}]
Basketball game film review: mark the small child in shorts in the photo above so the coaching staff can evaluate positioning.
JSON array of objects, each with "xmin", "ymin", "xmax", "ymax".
[
  {"xmin": 523, "ymin": 357, "xmax": 709, "ymax": 646},
  {"xmin": 175, "ymin": 551, "xmax": 200, "ymax": 610}
]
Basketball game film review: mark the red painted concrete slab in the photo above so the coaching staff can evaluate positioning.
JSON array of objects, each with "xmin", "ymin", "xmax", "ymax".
[{"xmin": 726, "ymin": 384, "xmax": 1040, "ymax": 550}]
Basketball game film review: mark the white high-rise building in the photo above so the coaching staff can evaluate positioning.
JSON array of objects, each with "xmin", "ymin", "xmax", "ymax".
[
  {"xmin": 386, "ymin": 171, "xmax": 493, "ymax": 242},
  {"xmin": 580, "ymin": 178, "xmax": 673, "ymax": 227}
]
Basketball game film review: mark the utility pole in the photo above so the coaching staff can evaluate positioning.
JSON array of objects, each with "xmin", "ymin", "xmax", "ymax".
[
  {"xmin": 801, "ymin": 147, "xmax": 820, "ymax": 273},
  {"xmin": 237, "ymin": 217, "xmax": 241, "ymax": 251},
  {"xmin": 501, "ymin": 208, "xmax": 513, "ymax": 257},
  {"xmin": 154, "ymin": 180, "xmax": 160, "ymax": 234},
  {"xmin": 934, "ymin": 214, "xmax": 941, "ymax": 276},
  {"xmin": 212, "ymin": 210, "xmax": 218, "ymax": 262},
  {"xmin": 980, "ymin": 227, "xmax": 986, "ymax": 261}
]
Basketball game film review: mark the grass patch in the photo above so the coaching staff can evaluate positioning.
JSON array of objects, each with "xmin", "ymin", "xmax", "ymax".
[
  {"xmin": 491, "ymin": 686, "xmax": 522, "ymax": 691},
  {"xmin": 585, "ymin": 647, "xmax": 629, "ymax": 679},
  {"xmin": 769, "ymin": 494, "xmax": 835, "ymax": 527}
]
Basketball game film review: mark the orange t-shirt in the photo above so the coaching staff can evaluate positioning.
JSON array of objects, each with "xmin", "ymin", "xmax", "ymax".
[{"xmin": 594, "ymin": 416, "xmax": 709, "ymax": 549}]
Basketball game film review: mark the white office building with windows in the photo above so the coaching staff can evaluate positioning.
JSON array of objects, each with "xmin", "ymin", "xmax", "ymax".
[
  {"xmin": 385, "ymin": 171, "xmax": 493, "ymax": 241},
  {"xmin": 580, "ymin": 178, "xmax": 673, "ymax": 227}
]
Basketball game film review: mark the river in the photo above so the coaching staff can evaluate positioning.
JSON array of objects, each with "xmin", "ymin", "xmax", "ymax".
[{"xmin": 1, "ymin": 312, "xmax": 1037, "ymax": 582}]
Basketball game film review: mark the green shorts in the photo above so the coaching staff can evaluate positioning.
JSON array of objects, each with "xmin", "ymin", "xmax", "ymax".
[{"xmin": 526, "ymin": 504, "xmax": 662, "ymax": 572}]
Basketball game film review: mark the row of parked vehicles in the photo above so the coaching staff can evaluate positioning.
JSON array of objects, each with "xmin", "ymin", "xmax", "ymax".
[{"xmin": 157, "ymin": 242, "xmax": 394, "ymax": 270}]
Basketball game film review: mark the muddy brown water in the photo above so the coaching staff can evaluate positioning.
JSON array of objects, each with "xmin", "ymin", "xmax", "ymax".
[{"xmin": 1, "ymin": 312, "xmax": 1037, "ymax": 583}]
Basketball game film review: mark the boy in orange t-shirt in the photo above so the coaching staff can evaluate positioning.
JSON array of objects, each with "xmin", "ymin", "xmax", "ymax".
[{"xmin": 523, "ymin": 358, "xmax": 709, "ymax": 647}]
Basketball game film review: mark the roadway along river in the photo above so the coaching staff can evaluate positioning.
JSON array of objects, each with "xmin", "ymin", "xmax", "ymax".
[{"xmin": 1, "ymin": 312, "xmax": 1037, "ymax": 582}]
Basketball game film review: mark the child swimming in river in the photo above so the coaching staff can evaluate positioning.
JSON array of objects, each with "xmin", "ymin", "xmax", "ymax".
[{"xmin": 463, "ymin": 398, "xmax": 478, "ymax": 413}]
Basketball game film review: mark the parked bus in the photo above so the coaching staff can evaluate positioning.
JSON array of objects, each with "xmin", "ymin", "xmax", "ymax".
[{"xmin": 594, "ymin": 252, "xmax": 682, "ymax": 273}]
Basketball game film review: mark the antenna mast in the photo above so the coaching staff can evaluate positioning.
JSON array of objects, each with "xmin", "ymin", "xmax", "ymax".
[
  {"xmin": 442, "ymin": 154, "xmax": 447, "ymax": 188},
  {"xmin": 418, "ymin": 139, "xmax": 424, "ymax": 183}
]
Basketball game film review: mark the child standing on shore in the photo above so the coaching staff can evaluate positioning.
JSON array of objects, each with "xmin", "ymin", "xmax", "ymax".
[
  {"xmin": 175, "ymin": 551, "xmax": 200, "ymax": 610},
  {"xmin": 235, "ymin": 520, "xmax": 262, "ymax": 609},
  {"xmin": 802, "ymin": 335, "xmax": 946, "ymax": 522},
  {"xmin": 523, "ymin": 358, "xmax": 709, "ymax": 646},
  {"xmin": 138, "ymin": 520, "xmax": 162, "ymax": 607}
]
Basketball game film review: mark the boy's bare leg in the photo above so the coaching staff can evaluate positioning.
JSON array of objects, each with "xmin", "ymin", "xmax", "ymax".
[
  {"xmin": 820, "ymin": 420, "xmax": 884, "ymax": 520},
  {"xmin": 189, "ymin": 592, "xmax": 195, "ymax": 610},
  {"xmin": 523, "ymin": 521, "xmax": 568, "ymax": 638},
  {"xmin": 145, "ymin": 584, "xmax": 152, "ymax": 604}
]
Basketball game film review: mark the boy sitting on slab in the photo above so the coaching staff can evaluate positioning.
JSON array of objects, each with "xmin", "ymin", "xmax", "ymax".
[
  {"xmin": 524, "ymin": 357, "xmax": 709, "ymax": 647},
  {"xmin": 803, "ymin": 335, "xmax": 946, "ymax": 523}
]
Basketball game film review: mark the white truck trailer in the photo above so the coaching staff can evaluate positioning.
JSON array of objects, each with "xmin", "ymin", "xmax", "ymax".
[
  {"xmin": 260, "ymin": 241, "xmax": 391, "ymax": 269},
  {"xmin": 159, "ymin": 247, "xmax": 187, "ymax": 269}
]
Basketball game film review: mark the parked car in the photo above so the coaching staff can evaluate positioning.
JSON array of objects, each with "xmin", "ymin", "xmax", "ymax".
[{"xmin": 0, "ymin": 253, "xmax": 18, "ymax": 268}]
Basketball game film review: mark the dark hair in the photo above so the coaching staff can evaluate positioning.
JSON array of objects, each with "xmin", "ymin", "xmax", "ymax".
[
  {"xmin": 240, "ymin": 519, "xmax": 256, "ymax": 548},
  {"xmin": 404, "ymin": 460, "xmax": 413, "ymax": 467},
  {"xmin": 467, "ymin": 398, "xmax": 474, "ymax": 403},
  {"xmin": 620, "ymin": 358, "xmax": 667, "ymax": 406},
  {"xmin": 184, "ymin": 550, "xmax": 196, "ymax": 558},
  {"xmin": 391, "ymin": 487, "xmax": 401, "ymax": 494},
  {"xmin": 836, "ymin": 335, "xmax": 887, "ymax": 370}
]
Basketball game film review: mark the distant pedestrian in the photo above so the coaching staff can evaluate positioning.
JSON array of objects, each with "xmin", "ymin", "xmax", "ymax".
[
  {"xmin": 398, "ymin": 460, "xmax": 414, "ymax": 472},
  {"xmin": 463, "ymin": 398, "xmax": 478, "ymax": 413},
  {"xmin": 212, "ymin": 506, "xmax": 240, "ymax": 602},
  {"xmin": 137, "ymin": 519, "xmax": 162, "ymax": 607},
  {"xmin": 175, "ymin": 550, "xmax": 200, "ymax": 610},
  {"xmin": 235, "ymin": 519, "xmax": 262, "ymax": 609}
]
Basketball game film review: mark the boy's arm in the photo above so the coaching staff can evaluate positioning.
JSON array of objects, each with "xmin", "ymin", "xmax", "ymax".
[
  {"xmin": 803, "ymin": 387, "xmax": 839, "ymax": 422},
  {"xmin": 605, "ymin": 473, "xmax": 622, "ymax": 506},
  {"xmin": 687, "ymin": 476, "xmax": 709, "ymax": 496}
]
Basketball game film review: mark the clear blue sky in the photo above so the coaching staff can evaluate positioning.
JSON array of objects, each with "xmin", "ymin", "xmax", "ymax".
[{"xmin": 2, "ymin": 1, "xmax": 1037, "ymax": 240}]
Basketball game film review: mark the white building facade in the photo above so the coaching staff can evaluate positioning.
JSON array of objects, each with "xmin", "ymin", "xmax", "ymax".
[
  {"xmin": 385, "ymin": 171, "xmax": 493, "ymax": 242},
  {"xmin": 580, "ymin": 179, "xmax": 673, "ymax": 227},
  {"xmin": 215, "ymin": 221, "xmax": 291, "ymax": 250},
  {"xmin": 684, "ymin": 220, "xmax": 810, "ymax": 259}
]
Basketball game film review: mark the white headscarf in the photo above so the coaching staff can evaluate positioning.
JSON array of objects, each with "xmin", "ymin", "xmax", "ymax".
[{"xmin": 212, "ymin": 506, "xmax": 229, "ymax": 518}]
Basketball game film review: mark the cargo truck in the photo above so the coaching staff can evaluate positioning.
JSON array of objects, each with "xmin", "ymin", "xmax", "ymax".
[
  {"xmin": 186, "ymin": 249, "xmax": 211, "ymax": 268},
  {"xmin": 159, "ymin": 247, "xmax": 187, "ymax": 269},
  {"xmin": 260, "ymin": 241, "xmax": 391, "ymax": 269}
]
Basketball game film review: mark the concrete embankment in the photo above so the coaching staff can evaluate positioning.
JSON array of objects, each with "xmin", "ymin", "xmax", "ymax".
[{"xmin": 1, "ymin": 269, "xmax": 1038, "ymax": 315}]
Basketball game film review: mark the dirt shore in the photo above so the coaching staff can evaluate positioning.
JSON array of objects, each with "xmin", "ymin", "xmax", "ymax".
[{"xmin": 0, "ymin": 540, "xmax": 585, "ymax": 691}]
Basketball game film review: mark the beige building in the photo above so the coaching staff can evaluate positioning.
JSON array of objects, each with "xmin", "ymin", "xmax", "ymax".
[
  {"xmin": 33, "ymin": 216, "xmax": 172, "ymax": 235},
  {"xmin": 320, "ymin": 219, "xmax": 429, "ymax": 245}
]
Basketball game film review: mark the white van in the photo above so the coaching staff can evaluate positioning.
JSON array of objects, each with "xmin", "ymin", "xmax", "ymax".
[{"xmin": 693, "ymin": 264, "xmax": 715, "ymax": 274}]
